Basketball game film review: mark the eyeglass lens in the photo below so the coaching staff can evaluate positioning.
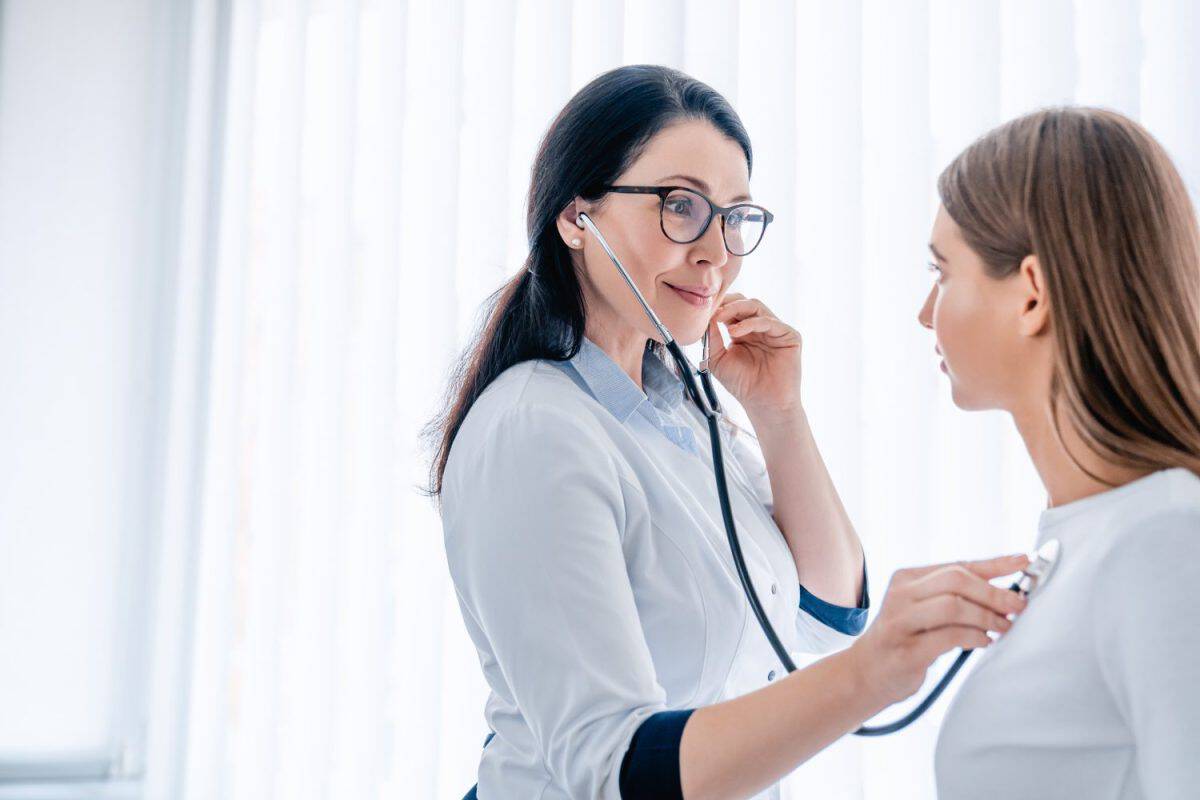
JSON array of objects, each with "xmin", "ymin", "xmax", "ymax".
[{"xmin": 661, "ymin": 188, "xmax": 767, "ymax": 256}]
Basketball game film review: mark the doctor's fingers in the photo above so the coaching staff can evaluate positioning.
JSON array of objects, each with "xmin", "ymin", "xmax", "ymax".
[
  {"xmin": 913, "ymin": 625, "xmax": 993, "ymax": 663},
  {"xmin": 901, "ymin": 594, "xmax": 1012, "ymax": 637},
  {"xmin": 725, "ymin": 316, "xmax": 801, "ymax": 344},
  {"xmin": 711, "ymin": 297, "xmax": 777, "ymax": 325},
  {"xmin": 897, "ymin": 553, "xmax": 1028, "ymax": 582},
  {"xmin": 906, "ymin": 565, "xmax": 1026, "ymax": 618}
]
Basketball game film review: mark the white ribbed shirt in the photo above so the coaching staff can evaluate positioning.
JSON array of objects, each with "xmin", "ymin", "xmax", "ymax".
[{"xmin": 936, "ymin": 467, "xmax": 1200, "ymax": 799}]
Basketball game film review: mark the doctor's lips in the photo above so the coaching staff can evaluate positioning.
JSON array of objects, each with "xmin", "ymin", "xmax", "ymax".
[{"xmin": 665, "ymin": 282, "xmax": 716, "ymax": 307}]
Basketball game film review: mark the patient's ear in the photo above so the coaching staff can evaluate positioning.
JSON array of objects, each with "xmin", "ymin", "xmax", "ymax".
[{"xmin": 1017, "ymin": 254, "xmax": 1050, "ymax": 337}]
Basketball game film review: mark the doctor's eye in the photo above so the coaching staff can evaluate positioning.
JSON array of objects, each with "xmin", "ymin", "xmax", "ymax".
[
  {"xmin": 926, "ymin": 261, "xmax": 943, "ymax": 277},
  {"xmin": 664, "ymin": 196, "xmax": 695, "ymax": 216}
]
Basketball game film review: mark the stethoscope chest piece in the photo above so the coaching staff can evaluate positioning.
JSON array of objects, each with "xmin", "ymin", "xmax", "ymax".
[
  {"xmin": 1015, "ymin": 538, "xmax": 1061, "ymax": 598},
  {"xmin": 577, "ymin": 207, "xmax": 1067, "ymax": 738}
]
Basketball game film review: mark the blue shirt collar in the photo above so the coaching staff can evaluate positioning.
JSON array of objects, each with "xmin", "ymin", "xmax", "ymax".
[{"xmin": 566, "ymin": 336, "xmax": 687, "ymax": 423}]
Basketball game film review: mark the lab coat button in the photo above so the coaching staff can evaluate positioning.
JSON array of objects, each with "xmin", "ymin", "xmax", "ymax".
[
  {"xmin": 767, "ymin": 670, "xmax": 776, "ymax": 682},
  {"xmin": 770, "ymin": 583, "xmax": 778, "ymax": 595}
]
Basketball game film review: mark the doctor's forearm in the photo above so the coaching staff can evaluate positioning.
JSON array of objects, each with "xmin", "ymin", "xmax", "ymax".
[
  {"xmin": 679, "ymin": 646, "xmax": 882, "ymax": 800},
  {"xmin": 749, "ymin": 408, "xmax": 864, "ymax": 606}
]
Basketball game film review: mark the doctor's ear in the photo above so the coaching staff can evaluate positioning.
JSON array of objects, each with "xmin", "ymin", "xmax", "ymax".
[
  {"xmin": 1016, "ymin": 254, "xmax": 1051, "ymax": 337},
  {"xmin": 555, "ymin": 199, "xmax": 586, "ymax": 250}
]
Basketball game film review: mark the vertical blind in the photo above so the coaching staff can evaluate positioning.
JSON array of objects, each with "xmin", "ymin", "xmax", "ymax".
[{"xmin": 156, "ymin": 1, "xmax": 1200, "ymax": 797}]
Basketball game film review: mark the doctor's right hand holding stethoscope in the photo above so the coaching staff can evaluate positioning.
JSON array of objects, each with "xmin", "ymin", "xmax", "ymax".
[{"xmin": 577, "ymin": 201, "xmax": 1036, "ymax": 744}]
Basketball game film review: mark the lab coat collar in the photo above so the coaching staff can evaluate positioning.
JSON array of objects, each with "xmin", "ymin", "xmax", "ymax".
[{"xmin": 567, "ymin": 336, "xmax": 687, "ymax": 423}]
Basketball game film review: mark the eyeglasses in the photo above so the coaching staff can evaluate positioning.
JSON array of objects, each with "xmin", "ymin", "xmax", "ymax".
[{"xmin": 600, "ymin": 185, "xmax": 774, "ymax": 257}]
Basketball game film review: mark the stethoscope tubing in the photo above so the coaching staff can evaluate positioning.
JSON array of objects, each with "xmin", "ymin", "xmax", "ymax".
[{"xmin": 576, "ymin": 210, "xmax": 980, "ymax": 737}]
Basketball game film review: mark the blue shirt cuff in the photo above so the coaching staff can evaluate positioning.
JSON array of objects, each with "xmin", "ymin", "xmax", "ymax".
[
  {"xmin": 618, "ymin": 708, "xmax": 695, "ymax": 799},
  {"xmin": 798, "ymin": 560, "xmax": 870, "ymax": 636}
]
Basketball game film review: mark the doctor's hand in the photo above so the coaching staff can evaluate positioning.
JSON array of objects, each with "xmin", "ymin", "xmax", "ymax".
[
  {"xmin": 845, "ymin": 554, "xmax": 1030, "ymax": 709},
  {"xmin": 705, "ymin": 293, "xmax": 802, "ymax": 422}
]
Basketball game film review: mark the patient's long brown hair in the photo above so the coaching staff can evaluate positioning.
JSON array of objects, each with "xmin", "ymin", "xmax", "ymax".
[{"xmin": 938, "ymin": 107, "xmax": 1200, "ymax": 477}]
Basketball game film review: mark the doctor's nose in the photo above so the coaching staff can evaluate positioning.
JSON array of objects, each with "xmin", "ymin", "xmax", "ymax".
[{"xmin": 691, "ymin": 217, "xmax": 730, "ymax": 268}]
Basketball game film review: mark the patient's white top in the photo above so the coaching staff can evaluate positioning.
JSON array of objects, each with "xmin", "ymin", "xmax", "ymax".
[{"xmin": 936, "ymin": 467, "xmax": 1200, "ymax": 800}]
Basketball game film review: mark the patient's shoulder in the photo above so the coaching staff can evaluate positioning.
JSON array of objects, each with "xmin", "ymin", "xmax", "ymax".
[{"xmin": 1102, "ymin": 467, "xmax": 1200, "ymax": 560}]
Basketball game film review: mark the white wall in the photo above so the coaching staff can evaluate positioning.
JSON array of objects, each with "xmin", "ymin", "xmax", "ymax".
[{"xmin": 0, "ymin": 0, "xmax": 176, "ymax": 789}]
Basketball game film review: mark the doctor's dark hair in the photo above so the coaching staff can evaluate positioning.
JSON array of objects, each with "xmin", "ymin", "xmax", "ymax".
[
  {"xmin": 938, "ymin": 107, "xmax": 1200, "ymax": 478},
  {"xmin": 423, "ymin": 65, "xmax": 752, "ymax": 498}
]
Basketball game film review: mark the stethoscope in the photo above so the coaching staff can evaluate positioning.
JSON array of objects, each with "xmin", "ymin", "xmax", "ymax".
[{"xmin": 575, "ymin": 211, "xmax": 1062, "ymax": 736}]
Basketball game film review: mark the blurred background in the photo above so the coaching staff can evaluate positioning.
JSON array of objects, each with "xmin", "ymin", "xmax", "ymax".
[{"xmin": 1, "ymin": 0, "xmax": 1196, "ymax": 798}]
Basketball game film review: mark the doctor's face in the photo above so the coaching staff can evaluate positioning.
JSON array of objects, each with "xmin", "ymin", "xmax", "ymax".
[{"xmin": 570, "ymin": 119, "xmax": 750, "ymax": 346}]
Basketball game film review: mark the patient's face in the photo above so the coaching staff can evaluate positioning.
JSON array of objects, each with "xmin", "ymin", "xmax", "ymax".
[
  {"xmin": 918, "ymin": 206, "xmax": 1032, "ymax": 411},
  {"xmin": 572, "ymin": 119, "xmax": 748, "ymax": 347}
]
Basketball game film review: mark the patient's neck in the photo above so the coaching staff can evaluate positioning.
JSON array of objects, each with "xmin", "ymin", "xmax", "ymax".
[{"xmin": 1011, "ymin": 400, "xmax": 1153, "ymax": 509}]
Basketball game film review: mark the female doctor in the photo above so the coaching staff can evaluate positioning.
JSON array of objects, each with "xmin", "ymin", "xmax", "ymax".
[{"xmin": 428, "ymin": 65, "xmax": 1027, "ymax": 800}]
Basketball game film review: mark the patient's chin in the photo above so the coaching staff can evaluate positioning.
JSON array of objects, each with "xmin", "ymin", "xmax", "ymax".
[{"xmin": 947, "ymin": 380, "xmax": 992, "ymax": 412}]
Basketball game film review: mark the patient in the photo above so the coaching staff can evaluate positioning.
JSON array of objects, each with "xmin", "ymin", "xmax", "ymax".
[{"xmin": 921, "ymin": 107, "xmax": 1200, "ymax": 799}]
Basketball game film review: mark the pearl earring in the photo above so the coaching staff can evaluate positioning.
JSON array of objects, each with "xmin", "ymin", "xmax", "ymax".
[{"xmin": 570, "ymin": 238, "xmax": 581, "ymax": 248}]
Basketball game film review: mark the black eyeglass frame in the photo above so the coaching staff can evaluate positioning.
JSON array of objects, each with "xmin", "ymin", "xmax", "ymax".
[{"xmin": 599, "ymin": 185, "xmax": 774, "ymax": 256}]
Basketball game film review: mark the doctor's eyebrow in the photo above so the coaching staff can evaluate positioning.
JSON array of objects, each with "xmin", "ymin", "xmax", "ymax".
[
  {"xmin": 656, "ymin": 173, "xmax": 752, "ymax": 204},
  {"xmin": 928, "ymin": 242, "xmax": 947, "ymax": 262}
]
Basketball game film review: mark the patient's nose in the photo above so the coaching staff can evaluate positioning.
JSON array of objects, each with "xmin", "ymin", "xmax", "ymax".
[{"xmin": 917, "ymin": 285, "xmax": 936, "ymax": 329}]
